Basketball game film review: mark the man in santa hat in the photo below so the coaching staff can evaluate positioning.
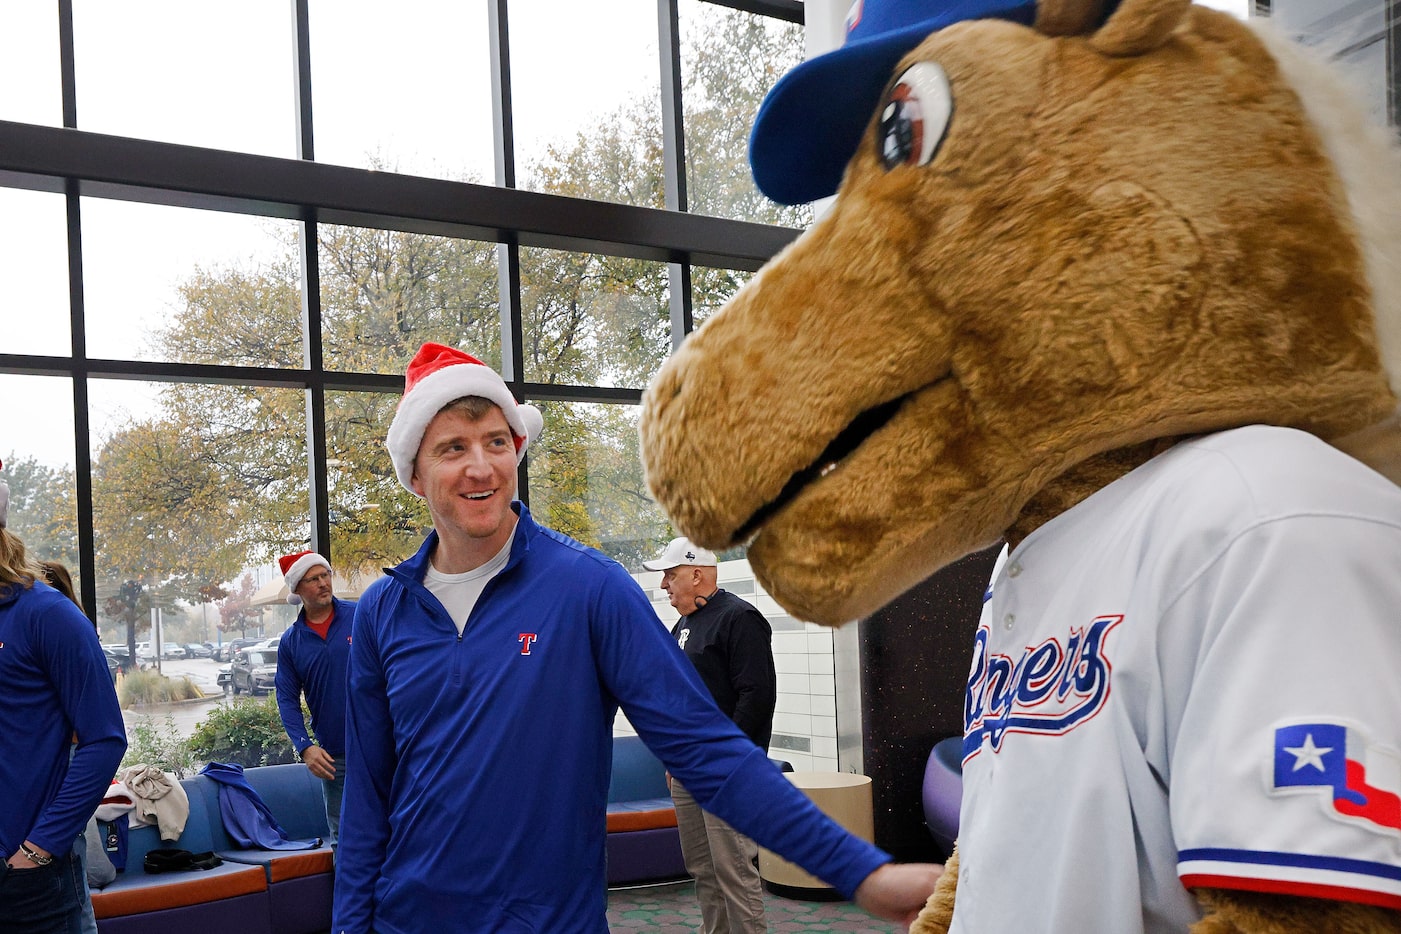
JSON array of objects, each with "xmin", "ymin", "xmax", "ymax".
[
  {"xmin": 331, "ymin": 344, "xmax": 940, "ymax": 934},
  {"xmin": 274, "ymin": 549, "xmax": 355, "ymax": 843}
]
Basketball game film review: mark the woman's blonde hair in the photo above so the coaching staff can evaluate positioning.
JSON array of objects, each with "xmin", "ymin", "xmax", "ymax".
[{"xmin": 0, "ymin": 526, "xmax": 42, "ymax": 600}]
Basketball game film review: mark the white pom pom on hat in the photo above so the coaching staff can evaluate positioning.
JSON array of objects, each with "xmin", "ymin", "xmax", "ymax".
[
  {"xmin": 385, "ymin": 343, "xmax": 543, "ymax": 495},
  {"xmin": 279, "ymin": 550, "xmax": 331, "ymax": 606}
]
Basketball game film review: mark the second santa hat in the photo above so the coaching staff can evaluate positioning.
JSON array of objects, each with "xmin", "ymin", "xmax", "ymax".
[
  {"xmin": 280, "ymin": 550, "xmax": 331, "ymax": 605},
  {"xmin": 386, "ymin": 343, "xmax": 543, "ymax": 494}
]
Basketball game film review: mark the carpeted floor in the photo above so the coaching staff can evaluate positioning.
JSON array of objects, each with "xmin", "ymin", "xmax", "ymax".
[{"xmin": 606, "ymin": 880, "xmax": 907, "ymax": 933}]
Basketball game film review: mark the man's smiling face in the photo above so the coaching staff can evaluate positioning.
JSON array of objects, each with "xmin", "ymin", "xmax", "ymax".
[{"xmin": 412, "ymin": 402, "xmax": 520, "ymax": 562}]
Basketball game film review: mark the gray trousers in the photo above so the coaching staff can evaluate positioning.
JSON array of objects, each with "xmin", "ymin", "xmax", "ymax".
[{"xmin": 670, "ymin": 779, "xmax": 768, "ymax": 934}]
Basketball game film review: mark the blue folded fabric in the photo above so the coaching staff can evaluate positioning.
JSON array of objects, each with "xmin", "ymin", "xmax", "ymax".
[{"xmin": 198, "ymin": 762, "xmax": 321, "ymax": 851}]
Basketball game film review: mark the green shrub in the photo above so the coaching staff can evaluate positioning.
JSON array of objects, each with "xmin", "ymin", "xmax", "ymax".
[
  {"xmin": 117, "ymin": 669, "xmax": 203, "ymax": 707},
  {"xmin": 120, "ymin": 715, "xmax": 197, "ymax": 778},
  {"xmin": 187, "ymin": 695, "xmax": 298, "ymax": 768}
]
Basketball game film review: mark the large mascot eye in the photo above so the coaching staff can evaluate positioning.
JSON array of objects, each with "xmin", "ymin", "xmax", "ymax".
[{"xmin": 877, "ymin": 62, "xmax": 952, "ymax": 170}]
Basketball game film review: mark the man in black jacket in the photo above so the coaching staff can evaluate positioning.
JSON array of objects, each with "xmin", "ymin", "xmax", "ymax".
[{"xmin": 644, "ymin": 537, "xmax": 777, "ymax": 934}]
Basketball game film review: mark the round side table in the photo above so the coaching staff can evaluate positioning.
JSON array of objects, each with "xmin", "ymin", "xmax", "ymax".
[{"xmin": 758, "ymin": 771, "xmax": 874, "ymax": 899}]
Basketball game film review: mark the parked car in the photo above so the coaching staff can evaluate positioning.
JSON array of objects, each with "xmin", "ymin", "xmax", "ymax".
[
  {"xmin": 101, "ymin": 646, "xmax": 132, "ymax": 681},
  {"xmin": 216, "ymin": 664, "xmax": 232, "ymax": 690},
  {"xmin": 214, "ymin": 638, "xmax": 259, "ymax": 662},
  {"xmin": 251, "ymin": 633, "xmax": 283, "ymax": 651},
  {"xmin": 230, "ymin": 648, "xmax": 278, "ymax": 696},
  {"xmin": 161, "ymin": 644, "xmax": 187, "ymax": 660},
  {"xmin": 135, "ymin": 641, "xmax": 154, "ymax": 662},
  {"xmin": 183, "ymin": 643, "xmax": 213, "ymax": 659}
]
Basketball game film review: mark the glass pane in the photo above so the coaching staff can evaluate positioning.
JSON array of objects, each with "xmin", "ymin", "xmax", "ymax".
[
  {"xmin": 0, "ymin": 375, "xmax": 80, "ymax": 578},
  {"xmin": 90, "ymin": 379, "xmax": 309, "ymax": 652},
  {"xmin": 0, "ymin": 3, "xmax": 62, "ymax": 125},
  {"xmin": 525, "ymin": 400, "xmax": 671, "ymax": 570},
  {"xmin": 679, "ymin": 1, "xmax": 812, "ymax": 227},
  {"xmin": 1194, "ymin": 0, "xmax": 1248, "ymax": 15},
  {"xmin": 689, "ymin": 263, "xmax": 755, "ymax": 330},
  {"xmin": 325, "ymin": 389, "xmax": 429, "ymax": 577},
  {"xmin": 511, "ymin": 0, "xmax": 664, "ymax": 207},
  {"xmin": 622, "ymin": 517, "xmax": 835, "ymax": 770},
  {"xmin": 308, "ymin": 0, "xmax": 495, "ymax": 182},
  {"xmin": 319, "ymin": 226, "xmax": 501, "ymax": 375},
  {"xmin": 520, "ymin": 247, "xmax": 669, "ymax": 389},
  {"xmin": 72, "ymin": 0, "xmax": 296, "ymax": 157},
  {"xmin": 1271, "ymin": 0, "xmax": 1389, "ymax": 126},
  {"xmin": 81, "ymin": 199, "xmax": 300, "ymax": 365},
  {"xmin": 0, "ymin": 188, "xmax": 71, "ymax": 355}
]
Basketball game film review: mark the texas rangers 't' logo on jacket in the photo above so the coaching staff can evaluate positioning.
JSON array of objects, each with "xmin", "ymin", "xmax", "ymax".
[{"xmin": 963, "ymin": 614, "xmax": 1122, "ymax": 761}]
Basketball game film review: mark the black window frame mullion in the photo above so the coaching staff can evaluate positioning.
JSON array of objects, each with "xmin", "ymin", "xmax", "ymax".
[
  {"xmin": 58, "ymin": 0, "xmax": 99, "ymax": 617},
  {"xmin": 291, "ymin": 0, "xmax": 316, "ymax": 161},
  {"xmin": 659, "ymin": 0, "xmax": 695, "ymax": 346},
  {"xmin": 1388, "ymin": 0, "xmax": 1400, "ymax": 131},
  {"xmin": 704, "ymin": 0, "xmax": 801, "ymax": 23},
  {"xmin": 489, "ymin": 0, "xmax": 517, "ymax": 190},
  {"xmin": 291, "ymin": 0, "xmax": 331, "ymax": 555}
]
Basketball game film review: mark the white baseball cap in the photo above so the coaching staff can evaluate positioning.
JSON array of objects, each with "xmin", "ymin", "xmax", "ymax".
[{"xmin": 642, "ymin": 537, "xmax": 717, "ymax": 571}]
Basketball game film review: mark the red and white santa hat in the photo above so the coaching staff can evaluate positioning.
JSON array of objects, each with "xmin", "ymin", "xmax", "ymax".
[
  {"xmin": 279, "ymin": 550, "xmax": 331, "ymax": 605},
  {"xmin": 0, "ymin": 458, "xmax": 9, "ymax": 528},
  {"xmin": 385, "ymin": 343, "xmax": 543, "ymax": 494}
]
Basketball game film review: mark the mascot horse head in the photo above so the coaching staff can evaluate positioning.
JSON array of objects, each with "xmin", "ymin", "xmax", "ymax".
[{"xmin": 639, "ymin": 0, "xmax": 1401, "ymax": 625}]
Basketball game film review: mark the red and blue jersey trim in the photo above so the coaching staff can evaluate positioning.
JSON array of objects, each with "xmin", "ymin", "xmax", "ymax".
[{"xmin": 1179, "ymin": 848, "xmax": 1401, "ymax": 910}]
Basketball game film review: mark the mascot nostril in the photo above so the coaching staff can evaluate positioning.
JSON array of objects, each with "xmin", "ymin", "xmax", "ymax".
[{"xmin": 639, "ymin": 0, "xmax": 1401, "ymax": 932}]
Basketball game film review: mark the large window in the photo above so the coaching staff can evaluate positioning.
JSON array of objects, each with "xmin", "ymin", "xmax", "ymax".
[
  {"xmin": 0, "ymin": 0, "xmax": 803, "ymax": 668},
  {"xmin": 1256, "ymin": 0, "xmax": 1401, "ymax": 129}
]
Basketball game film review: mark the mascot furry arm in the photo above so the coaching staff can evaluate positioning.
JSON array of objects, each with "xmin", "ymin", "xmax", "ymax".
[{"xmin": 639, "ymin": 0, "xmax": 1401, "ymax": 931}]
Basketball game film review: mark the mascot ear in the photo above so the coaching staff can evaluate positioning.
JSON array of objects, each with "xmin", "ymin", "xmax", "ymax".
[
  {"xmin": 1034, "ymin": 0, "xmax": 1192, "ymax": 55},
  {"xmin": 1034, "ymin": 0, "xmax": 1112, "ymax": 37},
  {"xmin": 1088, "ymin": 0, "xmax": 1192, "ymax": 56}
]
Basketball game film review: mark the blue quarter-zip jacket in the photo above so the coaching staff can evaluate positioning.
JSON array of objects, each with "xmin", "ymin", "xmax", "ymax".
[
  {"xmin": 199, "ymin": 761, "xmax": 322, "ymax": 849},
  {"xmin": 0, "ymin": 579, "xmax": 127, "ymax": 859},
  {"xmin": 275, "ymin": 596, "xmax": 356, "ymax": 758},
  {"xmin": 333, "ymin": 504, "xmax": 889, "ymax": 934}
]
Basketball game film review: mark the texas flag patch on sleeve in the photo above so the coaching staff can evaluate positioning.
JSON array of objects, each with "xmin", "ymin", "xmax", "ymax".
[
  {"xmin": 1272, "ymin": 722, "xmax": 1401, "ymax": 833},
  {"xmin": 1178, "ymin": 720, "xmax": 1401, "ymax": 910}
]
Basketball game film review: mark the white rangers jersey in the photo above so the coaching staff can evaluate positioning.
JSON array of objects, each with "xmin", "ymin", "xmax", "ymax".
[{"xmin": 951, "ymin": 425, "xmax": 1401, "ymax": 933}]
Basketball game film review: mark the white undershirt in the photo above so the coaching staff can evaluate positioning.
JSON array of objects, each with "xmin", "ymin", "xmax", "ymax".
[{"xmin": 423, "ymin": 537, "xmax": 513, "ymax": 635}]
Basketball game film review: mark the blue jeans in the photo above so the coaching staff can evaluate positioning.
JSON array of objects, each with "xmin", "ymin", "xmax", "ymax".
[
  {"xmin": 0, "ymin": 848, "xmax": 85, "ymax": 934},
  {"xmin": 72, "ymin": 832, "xmax": 97, "ymax": 934},
  {"xmin": 322, "ymin": 768, "xmax": 345, "ymax": 844}
]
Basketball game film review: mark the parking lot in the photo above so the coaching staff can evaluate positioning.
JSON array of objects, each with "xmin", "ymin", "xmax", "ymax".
[{"xmin": 121, "ymin": 656, "xmax": 237, "ymax": 739}]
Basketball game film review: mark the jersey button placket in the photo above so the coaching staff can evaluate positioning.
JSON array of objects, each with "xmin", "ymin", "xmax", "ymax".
[{"xmin": 1001, "ymin": 554, "xmax": 1024, "ymax": 630}]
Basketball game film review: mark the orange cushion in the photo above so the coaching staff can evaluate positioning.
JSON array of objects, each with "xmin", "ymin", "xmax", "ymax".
[
  {"xmin": 606, "ymin": 808, "xmax": 678, "ymax": 833},
  {"xmin": 265, "ymin": 849, "xmax": 335, "ymax": 883},
  {"xmin": 91, "ymin": 865, "xmax": 267, "ymax": 919}
]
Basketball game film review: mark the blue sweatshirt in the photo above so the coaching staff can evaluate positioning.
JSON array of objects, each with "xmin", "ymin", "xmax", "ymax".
[
  {"xmin": 275, "ymin": 597, "xmax": 356, "ymax": 758},
  {"xmin": 333, "ymin": 504, "xmax": 889, "ymax": 934},
  {"xmin": 0, "ymin": 579, "xmax": 127, "ymax": 859}
]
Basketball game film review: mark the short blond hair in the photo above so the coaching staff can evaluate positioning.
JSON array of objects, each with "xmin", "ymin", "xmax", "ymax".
[{"xmin": 441, "ymin": 395, "xmax": 502, "ymax": 421}]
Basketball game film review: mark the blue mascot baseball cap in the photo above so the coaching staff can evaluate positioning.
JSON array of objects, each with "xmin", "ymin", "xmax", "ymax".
[{"xmin": 750, "ymin": 0, "xmax": 1117, "ymax": 206}]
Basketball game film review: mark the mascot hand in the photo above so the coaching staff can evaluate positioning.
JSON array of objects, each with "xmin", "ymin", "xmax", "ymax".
[{"xmin": 909, "ymin": 845, "xmax": 958, "ymax": 934}]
